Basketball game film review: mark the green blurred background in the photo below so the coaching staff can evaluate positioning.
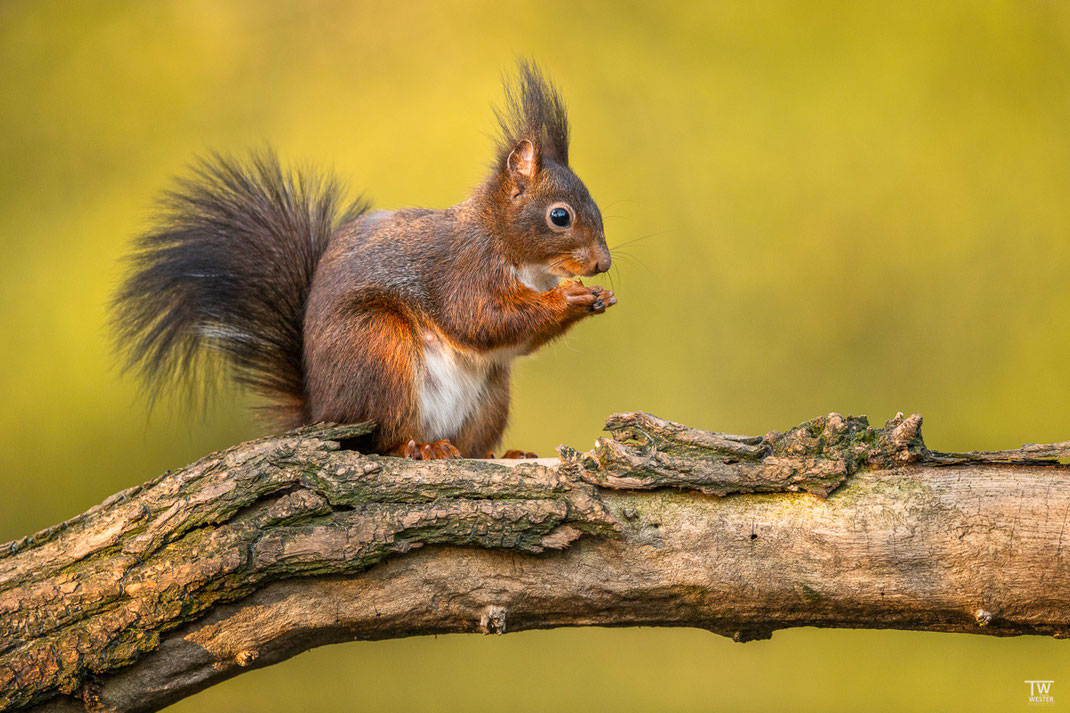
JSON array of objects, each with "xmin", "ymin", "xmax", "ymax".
[{"xmin": 2, "ymin": 0, "xmax": 1069, "ymax": 710}]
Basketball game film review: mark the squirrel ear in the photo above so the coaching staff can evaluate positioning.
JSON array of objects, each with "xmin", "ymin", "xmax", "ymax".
[{"xmin": 506, "ymin": 139, "xmax": 538, "ymax": 180}]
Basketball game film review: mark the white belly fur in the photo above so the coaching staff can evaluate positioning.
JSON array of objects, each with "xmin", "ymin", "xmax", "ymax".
[
  {"xmin": 513, "ymin": 263, "xmax": 562, "ymax": 292},
  {"xmin": 418, "ymin": 264, "xmax": 556, "ymax": 442},
  {"xmin": 419, "ymin": 338, "xmax": 525, "ymax": 441}
]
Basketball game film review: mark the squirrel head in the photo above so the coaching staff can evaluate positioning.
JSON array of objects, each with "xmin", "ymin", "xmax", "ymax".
[{"xmin": 482, "ymin": 61, "xmax": 611, "ymax": 278}]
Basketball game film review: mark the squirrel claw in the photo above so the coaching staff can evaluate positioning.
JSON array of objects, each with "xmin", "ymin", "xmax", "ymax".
[
  {"xmin": 501, "ymin": 449, "xmax": 539, "ymax": 459},
  {"xmin": 559, "ymin": 281, "xmax": 616, "ymax": 314},
  {"xmin": 588, "ymin": 287, "xmax": 614, "ymax": 313},
  {"xmin": 397, "ymin": 439, "xmax": 462, "ymax": 460}
]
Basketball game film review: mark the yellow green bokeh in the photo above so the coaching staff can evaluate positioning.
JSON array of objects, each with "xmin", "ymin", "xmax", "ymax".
[{"xmin": 2, "ymin": 1, "xmax": 1068, "ymax": 710}]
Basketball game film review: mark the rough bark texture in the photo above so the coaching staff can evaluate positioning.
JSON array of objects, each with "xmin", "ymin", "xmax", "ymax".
[{"xmin": 1, "ymin": 412, "xmax": 1068, "ymax": 712}]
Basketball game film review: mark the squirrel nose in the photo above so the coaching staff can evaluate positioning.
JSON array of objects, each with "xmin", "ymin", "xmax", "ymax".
[{"xmin": 594, "ymin": 248, "xmax": 612, "ymax": 274}]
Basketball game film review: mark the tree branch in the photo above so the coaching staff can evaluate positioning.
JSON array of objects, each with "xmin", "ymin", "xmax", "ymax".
[{"xmin": 2, "ymin": 412, "xmax": 1068, "ymax": 712}]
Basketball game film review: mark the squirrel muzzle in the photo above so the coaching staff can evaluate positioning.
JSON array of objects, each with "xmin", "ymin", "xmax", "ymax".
[
  {"xmin": 581, "ymin": 239, "xmax": 613, "ymax": 276},
  {"xmin": 554, "ymin": 243, "xmax": 612, "ymax": 278}
]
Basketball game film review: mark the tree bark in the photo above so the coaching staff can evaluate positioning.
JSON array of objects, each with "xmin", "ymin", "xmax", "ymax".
[{"xmin": 1, "ymin": 412, "xmax": 1068, "ymax": 712}]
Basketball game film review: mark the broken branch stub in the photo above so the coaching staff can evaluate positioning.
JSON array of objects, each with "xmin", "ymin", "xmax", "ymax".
[{"xmin": 565, "ymin": 411, "xmax": 928, "ymax": 497}]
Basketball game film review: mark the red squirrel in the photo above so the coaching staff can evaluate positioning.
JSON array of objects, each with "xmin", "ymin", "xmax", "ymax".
[{"xmin": 114, "ymin": 61, "xmax": 614, "ymax": 460}]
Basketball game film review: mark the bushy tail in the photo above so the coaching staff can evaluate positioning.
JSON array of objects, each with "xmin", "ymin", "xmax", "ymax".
[{"xmin": 113, "ymin": 149, "xmax": 368, "ymax": 425}]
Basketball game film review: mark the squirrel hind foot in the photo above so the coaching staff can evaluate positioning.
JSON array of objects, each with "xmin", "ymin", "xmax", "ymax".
[
  {"xmin": 500, "ymin": 449, "xmax": 539, "ymax": 459},
  {"xmin": 394, "ymin": 439, "xmax": 463, "ymax": 460}
]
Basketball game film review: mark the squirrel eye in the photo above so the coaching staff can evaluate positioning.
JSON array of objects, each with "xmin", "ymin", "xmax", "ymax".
[{"xmin": 548, "ymin": 206, "xmax": 572, "ymax": 228}]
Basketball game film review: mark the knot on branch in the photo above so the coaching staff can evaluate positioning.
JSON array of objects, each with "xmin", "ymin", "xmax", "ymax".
[
  {"xmin": 479, "ymin": 605, "xmax": 508, "ymax": 634},
  {"xmin": 560, "ymin": 411, "xmax": 929, "ymax": 498}
]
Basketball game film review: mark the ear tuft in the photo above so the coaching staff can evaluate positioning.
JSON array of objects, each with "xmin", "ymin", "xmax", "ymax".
[
  {"xmin": 507, "ymin": 139, "xmax": 537, "ymax": 179},
  {"xmin": 494, "ymin": 60, "xmax": 570, "ymax": 169}
]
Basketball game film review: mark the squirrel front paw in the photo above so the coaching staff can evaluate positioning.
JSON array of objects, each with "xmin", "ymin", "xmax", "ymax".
[{"xmin": 557, "ymin": 281, "xmax": 617, "ymax": 315}]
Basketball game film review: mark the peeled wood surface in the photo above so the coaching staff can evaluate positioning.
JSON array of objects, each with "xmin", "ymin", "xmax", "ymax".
[{"xmin": 1, "ymin": 412, "xmax": 1068, "ymax": 712}]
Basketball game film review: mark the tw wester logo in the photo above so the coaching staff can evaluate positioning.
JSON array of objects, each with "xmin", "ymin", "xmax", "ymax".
[{"xmin": 1025, "ymin": 680, "xmax": 1054, "ymax": 706}]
